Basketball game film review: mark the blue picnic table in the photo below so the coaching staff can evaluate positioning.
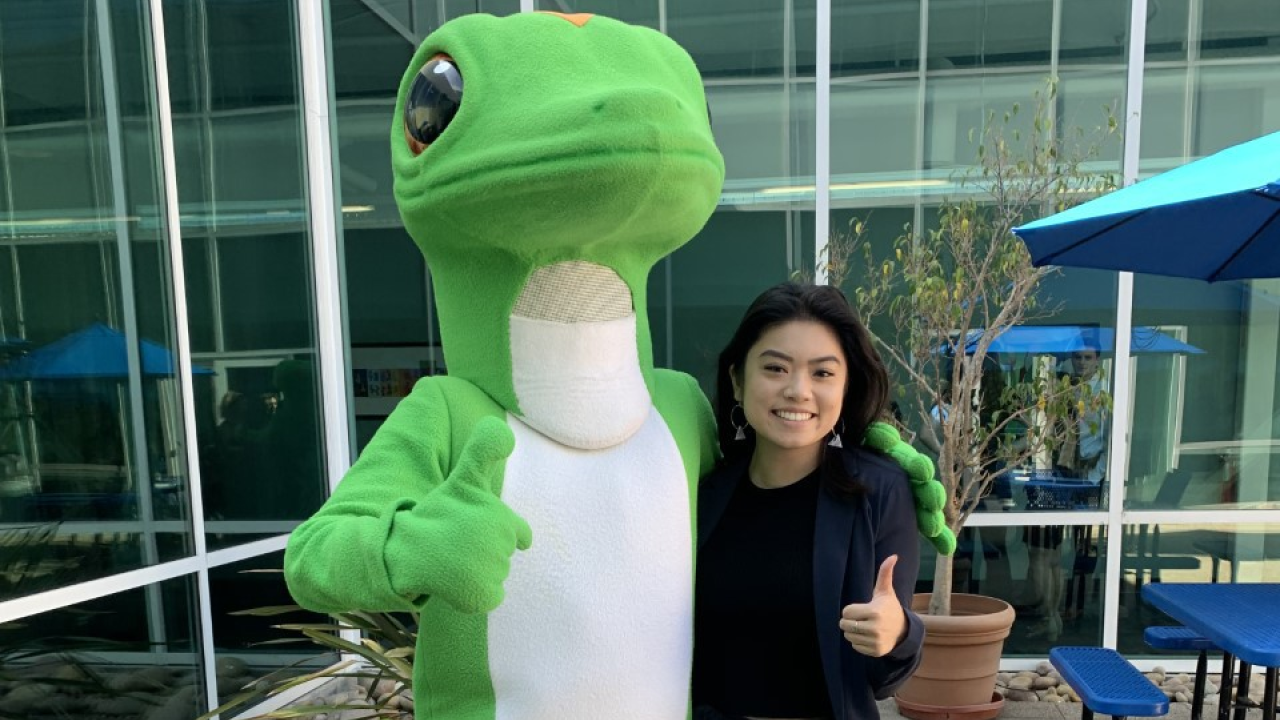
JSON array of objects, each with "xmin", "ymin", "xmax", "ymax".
[{"xmin": 1142, "ymin": 583, "xmax": 1280, "ymax": 720}]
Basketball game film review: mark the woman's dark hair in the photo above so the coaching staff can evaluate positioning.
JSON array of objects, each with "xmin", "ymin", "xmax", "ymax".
[{"xmin": 714, "ymin": 282, "xmax": 891, "ymax": 495}]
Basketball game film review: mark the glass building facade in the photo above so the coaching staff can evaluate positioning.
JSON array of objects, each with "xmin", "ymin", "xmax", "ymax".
[{"xmin": 0, "ymin": 0, "xmax": 1277, "ymax": 715}]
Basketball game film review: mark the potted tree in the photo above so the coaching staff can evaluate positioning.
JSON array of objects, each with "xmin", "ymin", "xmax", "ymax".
[{"xmin": 832, "ymin": 81, "xmax": 1116, "ymax": 719}]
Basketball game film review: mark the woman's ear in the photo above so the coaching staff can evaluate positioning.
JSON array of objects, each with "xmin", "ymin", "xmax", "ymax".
[{"xmin": 730, "ymin": 365, "xmax": 743, "ymax": 402}]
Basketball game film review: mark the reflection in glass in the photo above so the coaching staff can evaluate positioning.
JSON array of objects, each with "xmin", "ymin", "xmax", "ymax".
[
  {"xmin": 1197, "ymin": 0, "xmax": 1280, "ymax": 60},
  {"xmin": 918, "ymin": 525, "xmax": 1105, "ymax": 653},
  {"xmin": 1193, "ymin": 63, "xmax": 1280, "ymax": 156},
  {"xmin": 923, "ymin": 74, "xmax": 1045, "ymax": 172},
  {"xmin": 1130, "ymin": 276, "xmax": 1280, "ymax": 509},
  {"xmin": 831, "ymin": 0, "xmax": 920, "ymax": 77},
  {"xmin": 668, "ymin": 0, "xmax": 816, "ymax": 78},
  {"xmin": 709, "ymin": 83, "xmax": 815, "ymax": 186},
  {"xmin": 0, "ymin": 576, "xmax": 205, "ymax": 719},
  {"xmin": 926, "ymin": 0, "xmax": 1052, "ymax": 70},
  {"xmin": 0, "ymin": 0, "xmax": 194, "ymax": 597},
  {"xmin": 164, "ymin": 0, "xmax": 328, "ymax": 545},
  {"xmin": 1121, "ymin": 523, "xmax": 1280, "ymax": 655},
  {"xmin": 1058, "ymin": 0, "xmax": 1127, "ymax": 65},
  {"xmin": 831, "ymin": 79, "xmax": 919, "ymax": 178},
  {"xmin": 210, "ymin": 551, "xmax": 335, "ymax": 711}
]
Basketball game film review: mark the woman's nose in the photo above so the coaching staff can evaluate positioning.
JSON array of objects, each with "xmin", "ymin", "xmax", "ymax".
[{"xmin": 784, "ymin": 375, "xmax": 810, "ymax": 399}]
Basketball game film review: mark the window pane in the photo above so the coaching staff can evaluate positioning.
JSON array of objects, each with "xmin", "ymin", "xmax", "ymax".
[
  {"xmin": 1138, "ymin": 67, "xmax": 1190, "ymax": 170},
  {"xmin": 668, "ymin": 210, "xmax": 800, "ymax": 390},
  {"xmin": 1130, "ymin": 276, "xmax": 1280, "ymax": 510},
  {"xmin": 1059, "ymin": 0, "xmax": 1128, "ymax": 65},
  {"xmin": 831, "ymin": 79, "xmax": 920, "ymax": 178},
  {"xmin": 668, "ymin": 0, "xmax": 816, "ymax": 79},
  {"xmin": 1193, "ymin": 63, "xmax": 1280, "ymax": 156},
  {"xmin": 831, "ymin": 0, "xmax": 920, "ymax": 77},
  {"xmin": 0, "ymin": 0, "xmax": 195, "ymax": 599},
  {"xmin": 1197, "ymin": 0, "xmax": 1280, "ymax": 60},
  {"xmin": 1145, "ymin": 0, "xmax": 1190, "ymax": 61},
  {"xmin": 165, "ymin": 0, "xmax": 328, "ymax": 547},
  {"xmin": 927, "ymin": 0, "xmax": 1052, "ymax": 70},
  {"xmin": 924, "ymin": 73, "xmax": 1045, "ymax": 172},
  {"xmin": 210, "ymin": 551, "xmax": 337, "ymax": 713},
  {"xmin": 0, "ymin": 575, "xmax": 206, "ymax": 719},
  {"xmin": 1123, "ymin": 523, "xmax": 1280, "ymax": 656},
  {"xmin": 916, "ymin": 525, "xmax": 1107, "ymax": 654},
  {"xmin": 711, "ymin": 83, "xmax": 815, "ymax": 187}
]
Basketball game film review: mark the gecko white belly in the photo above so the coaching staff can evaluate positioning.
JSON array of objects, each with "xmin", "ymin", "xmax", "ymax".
[{"xmin": 490, "ymin": 409, "xmax": 693, "ymax": 720}]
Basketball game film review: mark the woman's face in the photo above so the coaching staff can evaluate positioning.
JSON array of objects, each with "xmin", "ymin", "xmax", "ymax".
[{"xmin": 732, "ymin": 320, "xmax": 848, "ymax": 457}]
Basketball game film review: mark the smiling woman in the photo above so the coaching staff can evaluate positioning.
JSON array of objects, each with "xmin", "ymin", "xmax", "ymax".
[
  {"xmin": 731, "ymin": 319, "xmax": 849, "ymax": 482},
  {"xmin": 694, "ymin": 282, "xmax": 929, "ymax": 720}
]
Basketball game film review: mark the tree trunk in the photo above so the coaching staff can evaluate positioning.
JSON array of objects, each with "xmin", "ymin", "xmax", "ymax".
[{"xmin": 929, "ymin": 550, "xmax": 954, "ymax": 616}]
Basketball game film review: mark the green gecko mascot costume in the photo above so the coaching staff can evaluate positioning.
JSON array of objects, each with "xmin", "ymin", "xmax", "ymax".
[{"xmin": 284, "ymin": 11, "xmax": 953, "ymax": 720}]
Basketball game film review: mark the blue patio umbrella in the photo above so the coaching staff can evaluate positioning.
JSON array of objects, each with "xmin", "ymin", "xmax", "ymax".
[
  {"xmin": 953, "ymin": 325, "xmax": 1203, "ymax": 355},
  {"xmin": 0, "ymin": 323, "xmax": 213, "ymax": 379},
  {"xmin": 1014, "ymin": 130, "xmax": 1280, "ymax": 282}
]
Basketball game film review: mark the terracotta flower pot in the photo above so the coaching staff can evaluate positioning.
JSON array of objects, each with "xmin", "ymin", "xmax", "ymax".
[{"xmin": 895, "ymin": 593, "xmax": 1016, "ymax": 718}]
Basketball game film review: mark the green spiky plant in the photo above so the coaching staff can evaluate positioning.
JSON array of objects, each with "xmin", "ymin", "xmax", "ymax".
[{"xmin": 197, "ymin": 585, "xmax": 416, "ymax": 720}]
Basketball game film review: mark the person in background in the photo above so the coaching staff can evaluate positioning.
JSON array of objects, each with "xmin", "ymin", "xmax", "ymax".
[
  {"xmin": 1056, "ymin": 347, "xmax": 1108, "ymax": 484},
  {"xmin": 692, "ymin": 282, "xmax": 924, "ymax": 720}
]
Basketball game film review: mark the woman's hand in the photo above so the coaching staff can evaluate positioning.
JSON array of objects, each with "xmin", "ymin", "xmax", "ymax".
[{"xmin": 838, "ymin": 555, "xmax": 908, "ymax": 657}]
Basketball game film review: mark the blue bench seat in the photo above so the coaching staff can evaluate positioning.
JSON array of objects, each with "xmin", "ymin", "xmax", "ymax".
[
  {"xmin": 1145, "ymin": 626, "xmax": 1218, "ymax": 720},
  {"xmin": 1051, "ymin": 646, "xmax": 1170, "ymax": 720}
]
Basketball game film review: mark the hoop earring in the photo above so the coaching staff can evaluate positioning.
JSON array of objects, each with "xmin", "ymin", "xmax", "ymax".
[
  {"xmin": 730, "ymin": 403, "xmax": 749, "ymax": 441},
  {"xmin": 829, "ymin": 418, "xmax": 846, "ymax": 449}
]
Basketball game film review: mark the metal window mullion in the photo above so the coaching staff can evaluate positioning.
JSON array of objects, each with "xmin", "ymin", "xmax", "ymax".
[
  {"xmin": 814, "ymin": 0, "xmax": 830, "ymax": 283},
  {"xmin": 144, "ymin": 0, "xmax": 220, "ymax": 712},
  {"xmin": 781, "ymin": 0, "xmax": 795, "ymax": 271},
  {"xmin": 1182, "ymin": 0, "xmax": 1202, "ymax": 159},
  {"xmin": 913, "ymin": 0, "xmax": 929, "ymax": 239},
  {"xmin": 962, "ymin": 511, "xmax": 1110, "ymax": 528},
  {"xmin": 0, "ymin": 555, "xmax": 204, "ymax": 626},
  {"xmin": 1102, "ymin": 0, "xmax": 1148, "ymax": 652},
  {"xmin": 95, "ymin": 0, "xmax": 168, "ymax": 654},
  {"xmin": 297, "ymin": 0, "xmax": 359, "ymax": 651},
  {"xmin": 1124, "ymin": 509, "xmax": 1280, "ymax": 525},
  {"xmin": 1050, "ymin": 0, "xmax": 1062, "ymax": 78},
  {"xmin": 205, "ymin": 534, "xmax": 292, "ymax": 569},
  {"xmin": 298, "ymin": 0, "xmax": 351, "ymax": 497}
]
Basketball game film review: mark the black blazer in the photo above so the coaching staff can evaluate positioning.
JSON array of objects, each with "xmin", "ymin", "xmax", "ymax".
[{"xmin": 696, "ymin": 447, "xmax": 926, "ymax": 720}]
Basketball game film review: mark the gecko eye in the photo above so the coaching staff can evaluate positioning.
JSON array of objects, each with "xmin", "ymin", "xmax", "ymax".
[{"xmin": 404, "ymin": 55, "xmax": 463, "ymax": 154}]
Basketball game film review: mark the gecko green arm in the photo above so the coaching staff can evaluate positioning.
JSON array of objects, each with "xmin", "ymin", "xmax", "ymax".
[{"xmin": 863, "ymin": 421, "xmax": 957, "ymax": 556}]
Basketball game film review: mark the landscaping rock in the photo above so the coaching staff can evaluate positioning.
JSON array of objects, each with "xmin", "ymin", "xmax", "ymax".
[{"xmin": 1008, "ymin": 676, "xmax": 1034, "ymax": 691}]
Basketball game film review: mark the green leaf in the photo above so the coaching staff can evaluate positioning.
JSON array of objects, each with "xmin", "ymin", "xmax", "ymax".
[{"xmin": 231, "ymin": 605, "xmax": 306, "ymax": 617}]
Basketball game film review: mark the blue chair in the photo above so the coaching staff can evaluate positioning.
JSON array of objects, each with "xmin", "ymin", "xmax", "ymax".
[
  {"xmin": 1051, "ymin": 646, "xmax": 1170, "ymax": 720},
  {"xmin": 1144, "ymin": 626, "xmax": 1218, "ymax": 720}
]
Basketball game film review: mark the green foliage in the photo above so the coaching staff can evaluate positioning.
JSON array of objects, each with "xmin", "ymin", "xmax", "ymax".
[
  {"xmin": 830, "ymin": 78, "xmax": 1118, "ymax": 614},
  {"xmin": 197, "ymin": 600, "xmax": 416, "ymax": 720}
]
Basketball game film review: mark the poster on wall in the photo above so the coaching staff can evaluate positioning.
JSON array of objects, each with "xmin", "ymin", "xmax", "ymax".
[{"xmin": 351, "ymin": 345, "xmax": 442, "ymax": 417}]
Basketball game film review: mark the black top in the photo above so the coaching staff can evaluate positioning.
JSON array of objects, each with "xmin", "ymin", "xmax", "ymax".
[
  {"xmin": 696, "ymin": 447, "xmax": 926, "ymax": 720},
  {"xmin": 693, "ymin": 468, "xmax": 832, "ymax": 718}
]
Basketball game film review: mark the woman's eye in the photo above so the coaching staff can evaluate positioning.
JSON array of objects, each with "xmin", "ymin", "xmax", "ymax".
[
  {"xmin": 764, "ymin": 364, "xmax": 785, "ymax": 373},
  {"xmin": 403, "ymin": 55, "xmax": 463, "ymax": 153}
]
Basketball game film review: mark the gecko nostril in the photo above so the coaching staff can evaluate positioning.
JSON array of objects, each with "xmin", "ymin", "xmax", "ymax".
[{"xmin": 593, "ymin": 101, "xmax": 605, "ymax": 112}]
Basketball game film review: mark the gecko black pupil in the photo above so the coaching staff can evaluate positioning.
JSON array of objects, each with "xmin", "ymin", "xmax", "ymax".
[{"xmin": 405, "ymin": 58, "xmax": 463, "ymax": 147}]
